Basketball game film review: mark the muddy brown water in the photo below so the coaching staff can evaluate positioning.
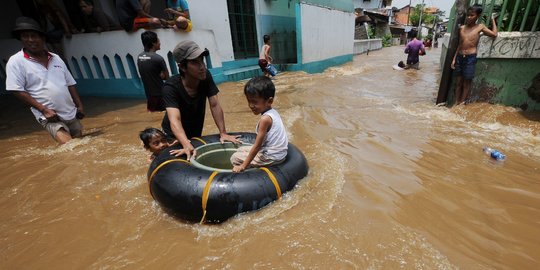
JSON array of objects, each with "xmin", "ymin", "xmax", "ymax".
[{"xmin": 1, "ymin": 46, "xmax": 539, "ymax": 269}]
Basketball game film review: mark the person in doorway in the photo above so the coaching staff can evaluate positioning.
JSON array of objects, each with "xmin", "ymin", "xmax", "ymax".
[
  {"xmin": 79, "ymin": 0, "xmax": 121, "ymax": 33},
  {"xmin": 162, "ymin": 0, "xmax": 192, "ymax": 32},
  {"xmin": 259, "ymin": 34, "xmax": 273, "ymax": 77},
  {"xmin": 137, "ymin": 31, "xmax": 169, "ymax": 112},
  {"xmin": 139, "ymin": 127, "xmax": 182, "ymax": 161},
  {"xmin": 404, "ymin": 31, "xmax": 425, "ymax": 70},
  {"xmin": 6, "ymin": 17, "xmax": 85, "ymax": 145},
  {"xmin": 116, "ymin": 0, "xmax": 161, "ymax": 32},
  {"xmin": 161, "ymin": 40, "xmax": 240, "ymax": 160},
  {"xmin": 231, "ymin": 76, "xmax": 288, "ymax": 173},
  {"xmin": 451, "ymin": 4, "xmax": 498, "ymax": 105}
]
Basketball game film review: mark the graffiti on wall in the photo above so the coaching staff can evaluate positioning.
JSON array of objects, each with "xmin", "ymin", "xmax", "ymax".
[{"xmin": 478, "ymin": 32, "xmax": 540, "ymax": 59}]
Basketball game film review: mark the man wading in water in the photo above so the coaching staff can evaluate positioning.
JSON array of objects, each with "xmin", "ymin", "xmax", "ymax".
[{"xmin": 6, "ymin": 17, "xmax": 85, "ymax": 144}]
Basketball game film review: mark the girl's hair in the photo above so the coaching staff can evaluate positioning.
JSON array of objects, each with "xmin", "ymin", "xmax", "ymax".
[
  {"xmin": 139, "ymin": 127, "xmax": 166, "ymax": 148},
  {"xmin": 263, "ymin": 34, "xmax": 270, "ymax": 44},
  {"xmin": 468, "ymin": 4, "xmax": 483, "ymax": 15},
  {"xmin": 244, "ymin": 76, "xmax": 275, "ymax": 100}
]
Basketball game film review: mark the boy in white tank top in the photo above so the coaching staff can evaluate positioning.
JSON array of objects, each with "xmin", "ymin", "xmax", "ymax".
[{"xmin": 231, "ymin": 76, "xmax": 288, "ymax": 172}]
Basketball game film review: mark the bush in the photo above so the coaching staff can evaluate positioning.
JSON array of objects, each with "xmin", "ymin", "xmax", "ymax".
[
  {"xmin": 382, "ymin": 34, "xmax": 393, "ymax": 47},
  {"xmin": 368, "ymin": 25, "xmax": 375, "ymax": 39}
]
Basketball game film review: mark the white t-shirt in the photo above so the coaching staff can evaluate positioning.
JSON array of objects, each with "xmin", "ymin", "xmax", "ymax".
[
  {"xmin": 257, "ymin": 108, "xmax": 288, "ymax": 161},
  {"xmin": 5, "ymin": 49, "xmax": 77, "ymax": 122}
]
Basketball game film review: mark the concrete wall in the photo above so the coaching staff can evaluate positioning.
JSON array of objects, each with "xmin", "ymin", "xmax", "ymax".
[
  {"xmin": 472, "ymin": 58, "xmax": 540, "ymax": 110},
  {"xmin": 255, "ymin": 0, "xmax": 297, "ymax": 63},
  {"xmin": 353, "ymin": 39, "xmax": 383, "ymax": 54},
  {"xmin": 477, "ymin": 32, "xmax": 540, "ymax": 59},
  {"xmin": 61, "ymin": 29, "xmax": 223, "ymax": 98},
  {"xmin": 470, "ymin": 32, "xmax": 540, "ymax": 110},
  {"xmin": 190, "ymin": 0, "xmax": 234, "ymax": 62},
  {"xmin": 299, "ymin": 3, "xmax": 355, "ymax": 65}
]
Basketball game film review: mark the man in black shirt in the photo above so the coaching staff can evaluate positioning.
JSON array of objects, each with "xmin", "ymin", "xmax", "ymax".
[
  {"xmin": 137, "ymin": 31, "xmax": 168, "ymax": 112},
  {"xmin": 161, "ymin": 40, "xmax": 240, "ymax": 159}
]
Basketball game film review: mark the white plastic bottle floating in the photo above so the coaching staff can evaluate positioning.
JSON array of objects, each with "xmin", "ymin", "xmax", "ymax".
[{"xmin": 483, "ymin": 147, "xmax": 506, "ymax": 161}]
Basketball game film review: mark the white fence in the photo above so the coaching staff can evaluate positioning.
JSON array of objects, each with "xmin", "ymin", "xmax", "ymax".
[{"xmin": 353, "ymin": 39, "xmax": 383, "ymax": 55}]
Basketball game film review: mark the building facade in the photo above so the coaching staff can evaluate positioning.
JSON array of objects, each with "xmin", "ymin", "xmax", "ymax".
[{"xmin": 0, "ymin": 0, "xmax": 354, "ymax": 98}]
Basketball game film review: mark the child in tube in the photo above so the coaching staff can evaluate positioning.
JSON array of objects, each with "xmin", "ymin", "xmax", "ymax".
[
  {"xmin": 230, "ymin": 76, "xmax": 288, "ymax": 172},
  {"xmin": 139, "ymin": 127, "xmax": 182, "ymax": 161}
]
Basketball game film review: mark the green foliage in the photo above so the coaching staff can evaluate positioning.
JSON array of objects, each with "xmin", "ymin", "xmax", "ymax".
[
  {"xmin": 454, "ymin": 0, "xmax": 540, "ymax": 31},
  {"xmin": 368, "ymin": 25, "xmax": 375, "ymax": 39},
  {"xmin": 382, "ymin": 34, "xmax": 393, "ymax": 47},
  {"xmin": 409, "ymin": 4, "xmax": 438, "ymax": 26},
  {"xmin": 496, "ymin": 0, "xmax": 540, "ymax": 31}
]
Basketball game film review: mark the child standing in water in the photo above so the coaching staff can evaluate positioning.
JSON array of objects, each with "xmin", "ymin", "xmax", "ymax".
[
  {"xmin": 139, "ymin": 128, "xmax": 182, "ymax": 161},
  {"xmin": 258, "ymin": 35, "xmax": 273, "ymax": 77},
  {"xmin": 231, "ymin": 76, "xmax": 288, "ymax": 172},
  {"xmin": 452, "ymin": 4, "xmax": 498, "ymax": 105}
]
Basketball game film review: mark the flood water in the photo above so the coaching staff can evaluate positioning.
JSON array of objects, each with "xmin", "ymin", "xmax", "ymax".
[{"xmin": 1, "ymin": 46, "xmax": 539, "ymax": 269}]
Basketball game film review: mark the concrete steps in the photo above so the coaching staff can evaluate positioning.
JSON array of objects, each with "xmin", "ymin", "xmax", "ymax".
[{"xmin": 223, "ymin": 65, "xmax": 262, "ymax": 81}]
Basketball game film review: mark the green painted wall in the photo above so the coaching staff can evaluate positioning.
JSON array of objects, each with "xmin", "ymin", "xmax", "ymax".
[{"xmin": 471, "ymin": 59, "xmax": 540, "ymax": 111}]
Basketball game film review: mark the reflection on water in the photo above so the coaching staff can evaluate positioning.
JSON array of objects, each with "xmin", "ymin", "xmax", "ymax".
[{"xmin": 1, "ymin": 46, "xmax": 539, "ymax": 269}]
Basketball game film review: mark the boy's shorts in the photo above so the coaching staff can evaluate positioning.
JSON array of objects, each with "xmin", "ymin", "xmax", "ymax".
[
  {"xmin": 230, "ymin": 145, "xmax": 283, "ymax": 167},
  {"xmin": 258, "ymin": 59, "xmax": 268, "ymax": 72},
  {"xmin": 39, "ymin": 117, "xmax": 82, "ymax": 139},
  {"xmin": 454, "ymin": 54, "xmax": 477, "ymax": 80}
]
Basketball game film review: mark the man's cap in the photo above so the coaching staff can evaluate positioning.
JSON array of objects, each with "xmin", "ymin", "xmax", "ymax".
[
  {"xmin": 12, "ymin": 17, "xmax": 46, "ymax": 39},
  {"xmin": 173, "ymin": 40, "xmax": 209, "ymax": 63}
]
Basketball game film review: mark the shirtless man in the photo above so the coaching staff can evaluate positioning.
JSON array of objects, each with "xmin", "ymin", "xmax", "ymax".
[{"xmin": 451, "ymin": 5, "xmax": 498, "ymax": 105}]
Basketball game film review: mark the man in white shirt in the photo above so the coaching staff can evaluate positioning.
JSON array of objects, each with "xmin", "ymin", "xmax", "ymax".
[{"xmin": 6, "ymin": 17, "xmax": 85, "ymax": 144}]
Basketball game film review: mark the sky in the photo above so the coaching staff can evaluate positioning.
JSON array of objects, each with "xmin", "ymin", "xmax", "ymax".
[{"xmin": 391, "ymin": 0, "xmax": 454, "ymax": 18}]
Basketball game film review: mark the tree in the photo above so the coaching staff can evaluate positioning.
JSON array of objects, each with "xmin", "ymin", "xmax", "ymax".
[{"xmin": 409, "ymin": 4, "xmax": 437, "ymax": 26}]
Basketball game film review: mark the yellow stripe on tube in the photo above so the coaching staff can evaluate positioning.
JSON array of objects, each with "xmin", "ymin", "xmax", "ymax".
[
  {"xmin": 191, "ymin": 137, "xmax": 207, "ymax": 145},
  {"xmin": 200, "ymin": 171, "xmax": 219, "ymax": 224},
  {"xmin": 260, "ymin": 167, "xmax": 282, "ymax": 199}
]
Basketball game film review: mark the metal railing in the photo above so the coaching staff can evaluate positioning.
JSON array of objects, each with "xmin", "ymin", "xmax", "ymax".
[{"xmin": 470, "ymin": 0, "xmax": 539, "ymax": 32}]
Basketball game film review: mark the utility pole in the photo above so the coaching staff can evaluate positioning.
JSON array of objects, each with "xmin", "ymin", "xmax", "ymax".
[
  {"xmin": 418, "ymin": 0, "xmax": 425, "ymax": 39},
  {"xmin": 436, "ymin": 0, "xmax": 468, "ymax": 105},
  {"xmin": 406, "ymin": 0, "xmax": 412, "ymax": 41},
  {"xmin": 407, "ymin": 0, "xmax": 412, "ymax": 25}
]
